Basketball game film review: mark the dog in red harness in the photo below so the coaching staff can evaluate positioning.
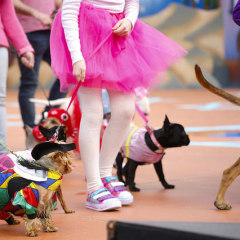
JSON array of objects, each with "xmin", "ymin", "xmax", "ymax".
[{"xmin": 25, "ymin": 108, "xmax": 75, "ymax": 149}]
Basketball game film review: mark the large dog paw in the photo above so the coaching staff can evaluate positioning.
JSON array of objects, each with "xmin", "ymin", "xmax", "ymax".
[{"xmin": 214, "ymin": 200, "xmax": 232, "ymax": 210}]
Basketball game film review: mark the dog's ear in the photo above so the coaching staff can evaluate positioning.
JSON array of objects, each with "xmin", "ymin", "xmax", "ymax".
[
  {"xmin": 57, "ymin": 126, "xmax": 67, "ymax": 142},
  {"xmin": 31, "ymin": 142, "xmax": 76, "ymax": 160},
  {"xmin": 64, "ymin": 160, "xmax": 73, "ymax": 174},
  {"xmin": 39, "ymin": 125, "xmax": 59, "ymax": 141},
  {"xmin": 163, "ymin": 115, "xmax": 170, "ymax": 131}
]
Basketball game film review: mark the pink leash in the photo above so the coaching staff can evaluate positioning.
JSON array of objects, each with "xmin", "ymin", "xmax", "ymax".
[
  {"xmin": 51, "ymin": 32, "xmax": 113, "ymax": 141},
  {"xmin": 135, "ymin": 103, "xmax": 164, "ymax": 152},
  {"xmin": 65, "ymin": 32, "xmax": 113, "ymax": 114}
]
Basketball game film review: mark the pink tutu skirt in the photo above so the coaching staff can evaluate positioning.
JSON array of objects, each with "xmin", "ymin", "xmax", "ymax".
[{"xmin": 50, "ymin": 1, "xmax": 187, "ymax": 93}]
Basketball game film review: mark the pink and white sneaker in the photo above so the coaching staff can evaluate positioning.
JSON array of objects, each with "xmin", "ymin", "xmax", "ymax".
[
  {"xmin": 102, "ymin": 176, "xmax": 133, "ymax": 205},
  {"xmin": 86, "ymin": 187, "xmax": 121, "ymax": 211}
]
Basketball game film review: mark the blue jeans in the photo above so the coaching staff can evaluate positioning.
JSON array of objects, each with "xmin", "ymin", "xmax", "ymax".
[{"xmin": 18, "ymin": 30, "xmax": 67, "ymax": 127}]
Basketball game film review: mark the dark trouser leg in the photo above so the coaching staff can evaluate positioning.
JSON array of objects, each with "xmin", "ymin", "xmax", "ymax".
[
  {"xmin": 42, "ymin": 38, "xmax": 68, "ymax": 113},
  {"xmin": 18, "ymin": 31, "xmax": 48, "ymax": 127}
]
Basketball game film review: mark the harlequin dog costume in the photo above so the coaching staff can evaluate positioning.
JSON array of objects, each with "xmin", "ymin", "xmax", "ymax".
[{"xmin": 0, "ymin": 141, "xmax": 75, "ymax": 230}]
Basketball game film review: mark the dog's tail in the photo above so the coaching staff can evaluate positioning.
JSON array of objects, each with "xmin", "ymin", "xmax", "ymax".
[{"xmin": 195, "ymin": 64, "xmax": 240, "ymax": 106}]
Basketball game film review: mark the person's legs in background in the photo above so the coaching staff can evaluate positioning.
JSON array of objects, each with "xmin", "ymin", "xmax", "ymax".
[
  {"xmin": 0, "ymin": 47, "xmax": 9, "ymax": 154},
  {"xmin": 18, "ymin": 30, "xmax": 68, "ymax": 127},
  {"xmin": 18, "ymin": 31, "xmax": 48, "ymax": 128},
  {"xmin": 42, "ymin": 31, "xmax": 67, "ymax": 113}
]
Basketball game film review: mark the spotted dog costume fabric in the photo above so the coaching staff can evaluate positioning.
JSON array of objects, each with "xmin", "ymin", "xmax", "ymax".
[{"xmin": 0, "ymin": 168, "xmax": 62, "ymax": 221}]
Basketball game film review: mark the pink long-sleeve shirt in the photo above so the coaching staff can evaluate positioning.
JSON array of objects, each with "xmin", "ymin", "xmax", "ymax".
[{"xmin": 0, "ymin": 0, "xmax": 33, "ymax": 56}]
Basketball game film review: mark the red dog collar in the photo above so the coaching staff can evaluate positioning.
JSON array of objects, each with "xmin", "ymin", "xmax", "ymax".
[{"xmin": 32, "ymin": 126, "xmax": 46, "ymax": 142}]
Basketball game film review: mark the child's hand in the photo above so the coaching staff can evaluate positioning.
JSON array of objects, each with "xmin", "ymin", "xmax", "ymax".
[
  {"xmin": 112, "ymin": 19, "xmax": 132, "ymax": 37},
  {"xmin": 73, "ymin": 60, "xmax": 86, "ymax": 82},
  {"xmin": 20, "ymin": 52, "xmax": 34, "ymax": 69}
]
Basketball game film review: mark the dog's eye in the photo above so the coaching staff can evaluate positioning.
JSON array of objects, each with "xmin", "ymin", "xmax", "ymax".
[{"xmin": 61, "ymin": 113, "xmax": 69, "ymax": 121}]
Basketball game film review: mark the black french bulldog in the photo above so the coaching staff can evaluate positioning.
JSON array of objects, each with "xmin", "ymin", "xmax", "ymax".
[{"xmin": 116, "ymin": 115, "xmax": 190, "ymax": 192}]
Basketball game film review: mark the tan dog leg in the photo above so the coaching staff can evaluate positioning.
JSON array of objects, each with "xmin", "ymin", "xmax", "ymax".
[
  {"xmin": 25, "ymin": 218, "xmax": 41, "ymax": 237},
  {"xmin": 37, "ymin": 186, "xmax": 58, "ymax": 232},
  {"xmin": 40, "ymin": 217, "xmax": 58, "ymax": 232},
  {"xmin": 38, "ymin": 202, "xmax": 58, "ymax": 232},
  {"xmin": 57, "ymin": 186, "xmax": 75, "ymax": 213},
  {"xmin": 214, "ymin": 157, "xmax": 240, "ymax": 210}
]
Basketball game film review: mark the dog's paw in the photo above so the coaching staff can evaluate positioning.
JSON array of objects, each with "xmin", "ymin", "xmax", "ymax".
[
  {"xmin": 163, "ymin": 183, "xmax": 175, "ymax": 189},
  {"xmin": 6, "ymin": 216, "xmax": 21, "ymax": 225},
  {"xmin": 12, "ymin": 219, "xmax": 21, "ymax": 225},
  {"xmin": 129, "ymin": 186, "xmax": 140, "ymax": 192},
  {"xmin": 214, "ymin": 200, "xmax": 232, "ymax": 210},
  {"xmin": 27, "ymin": 231, "xmax": 38, "ymax": 237},
  {"xmin": 64, "ymin": 209, "xmax": 75, "ymax": 214},
  {"xmin": 45, "ymin": 226, "xmax": 58, "ymax": 232},
  {"xmin": 25, "ymin": 218, "xmax": 41, "ymax": 237}
]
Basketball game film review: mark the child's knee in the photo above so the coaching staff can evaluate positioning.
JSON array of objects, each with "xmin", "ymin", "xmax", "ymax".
[
  {"xmin": 81, "ymin": 109, "xmax": 103, "ymax": 126},
  {"xmin": 113, "ymin": 103, "xmax": 135, "ymax": 121}
]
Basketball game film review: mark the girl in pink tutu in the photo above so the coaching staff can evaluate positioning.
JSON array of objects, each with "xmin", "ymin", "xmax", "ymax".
[{"xmin": 50, "ymin": 0, "xmax": 187, "ymax": 211}]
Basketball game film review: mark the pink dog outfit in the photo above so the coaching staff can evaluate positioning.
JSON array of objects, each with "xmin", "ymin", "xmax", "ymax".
[{"xmin": 121, "ymin": 124, "xmax": 165, "ymax": 164}]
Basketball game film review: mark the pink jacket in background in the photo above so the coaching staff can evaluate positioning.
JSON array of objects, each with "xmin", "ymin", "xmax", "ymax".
[{"xmin": 0, "ymin": 0, "xmax": 33, "ymax": 56}]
